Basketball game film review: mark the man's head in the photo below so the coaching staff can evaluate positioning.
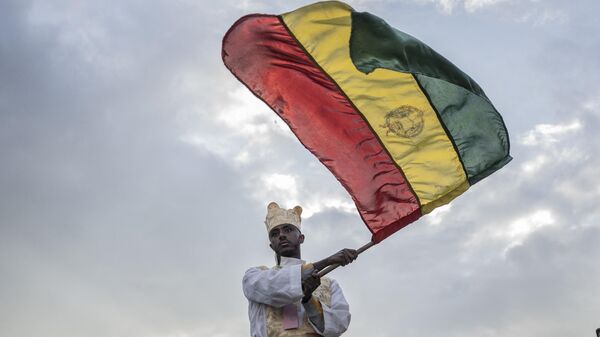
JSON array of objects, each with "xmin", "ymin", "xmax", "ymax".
[
  {"xmin": 268, "ymin": 223, "xmax": 304, "ymax": 258},
  {"xmin": 264, "ymin": 202, "xmax": 304, "ymax": 258}
]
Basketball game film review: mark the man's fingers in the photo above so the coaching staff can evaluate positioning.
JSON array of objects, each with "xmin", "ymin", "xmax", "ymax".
[
  {"xmin": 340, "ymin": 249, "xmax": 358, "ymax": 265},
  {"xmin": 349, "ymin": 249, "xmax": 358, "ymax": 261},
  {"xmin": 342, "ymin": 250, "xmax": 352, "ymax": 265}
]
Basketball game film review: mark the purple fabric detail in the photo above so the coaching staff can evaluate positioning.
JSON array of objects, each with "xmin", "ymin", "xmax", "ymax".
[{"xmin": 282, "ymin": 303, "xmax": 299, "ymax": 329}]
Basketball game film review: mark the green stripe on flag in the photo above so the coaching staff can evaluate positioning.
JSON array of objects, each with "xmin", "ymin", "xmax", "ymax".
[
  {"xmin": 349, "ymin": 11, "xmax": 486, "ymax": 98},
  {"xmin": 349, "ymin": 10, "xmax": 511, "ymax": 184},
  {"xmin": 415, "ymin": 74, "xmax": 511, "ymax": 184}
]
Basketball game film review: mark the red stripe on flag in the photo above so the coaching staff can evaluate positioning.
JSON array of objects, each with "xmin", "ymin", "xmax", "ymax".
[{"xmin": 222, "ymin": 15, "xmax": 421, "ymax": 243}]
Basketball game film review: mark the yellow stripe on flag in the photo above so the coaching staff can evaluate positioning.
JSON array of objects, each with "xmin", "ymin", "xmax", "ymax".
[{"xmin": 282, "ymin": 1, "xmax": 468, "ymax": 213}]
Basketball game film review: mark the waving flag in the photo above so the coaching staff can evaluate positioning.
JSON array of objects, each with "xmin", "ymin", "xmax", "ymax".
[{"xmin": 222, "ymin": 1, "xmax": 511, "ymax": 243}]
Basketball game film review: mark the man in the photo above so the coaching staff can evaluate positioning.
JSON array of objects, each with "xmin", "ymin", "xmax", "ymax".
[{"xmin": 243, "ymin": 202, "xmax": 358, "ymax": 337}]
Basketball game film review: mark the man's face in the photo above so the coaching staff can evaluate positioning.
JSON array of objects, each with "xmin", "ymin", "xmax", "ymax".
[{"xmin": 269, "ymin": 223, "xmax": 304, "ymax": 257}]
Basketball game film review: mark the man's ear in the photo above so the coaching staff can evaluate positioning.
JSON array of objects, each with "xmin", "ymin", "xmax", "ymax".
[
  {"xmin": 299, "ymin": 233, "xmax": 305, "ymax": 244},
  {"xmin": 269, "ymin": 243, "xmax": 275, "ymax": 252}
]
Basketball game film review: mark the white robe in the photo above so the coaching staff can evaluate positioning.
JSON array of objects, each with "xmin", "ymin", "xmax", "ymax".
[{"xmin": 242, "ymin": 257, "xmax": 351, "ymax": 337}]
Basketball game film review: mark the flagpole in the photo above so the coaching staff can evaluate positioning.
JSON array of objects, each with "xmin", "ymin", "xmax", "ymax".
[{"xmin": 316, "ymin": 241, "xmax": 375, "ymax": 277}]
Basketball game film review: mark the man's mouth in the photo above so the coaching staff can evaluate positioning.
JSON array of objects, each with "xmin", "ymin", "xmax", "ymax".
[{"xmin": 279, "ymin": 241, "xmax": 290, "ymax": 248}]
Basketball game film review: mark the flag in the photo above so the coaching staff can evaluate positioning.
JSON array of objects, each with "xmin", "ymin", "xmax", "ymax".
[{"xmin": 222, "ymin": 1, "xmax": 511, "ymax": 243}]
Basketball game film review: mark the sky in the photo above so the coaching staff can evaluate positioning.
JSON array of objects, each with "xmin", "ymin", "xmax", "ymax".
[{"xmin": 1, "ymin": 0, "xmax": 599, "ymax": 336}]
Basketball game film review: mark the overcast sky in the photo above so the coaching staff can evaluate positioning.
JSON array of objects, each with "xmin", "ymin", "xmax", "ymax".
[{"xmin": 1, "ymin": 0, "xmax": 599, "ymax": 336}]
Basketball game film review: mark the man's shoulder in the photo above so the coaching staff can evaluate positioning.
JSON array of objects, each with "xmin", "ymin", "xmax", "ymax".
[
  {"xmin": 321, "ymin": 276, "xmax": 342, "ymax": 291},
  {"xmin": 320, "ymin": 276, "xmax": 336, "ymax": 287}
]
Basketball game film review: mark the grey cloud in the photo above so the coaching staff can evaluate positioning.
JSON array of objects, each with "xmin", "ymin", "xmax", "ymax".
[{"xmin": 1, "ymin": 1, "xmax": 600, "ymax": 337}]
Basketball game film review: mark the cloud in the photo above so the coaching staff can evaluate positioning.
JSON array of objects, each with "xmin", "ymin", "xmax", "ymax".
[
  {"xmin": 520, "ymin": 120, "xmax": 582, "ymax": 146},
  {"xmin": 418, "ymin": 0, "xmax": 508, "ymax": 14},
  {"xmin": 517, "ymin": 7, "xmax": 569, "ymax": 25},
  {"xmin": 463, "ymin": 0, "xmax": 506, "ymax": 12},
  {"xmin": 403, "ymin": 0, "xmax": 571, "ymax": 25},
  {"xmin": 427, "ymin": 203, "xmax": 453, "ymax": 226},
  {"xmin": 466, "ymin": 209, "xmax": 558, "ymax": 256}
]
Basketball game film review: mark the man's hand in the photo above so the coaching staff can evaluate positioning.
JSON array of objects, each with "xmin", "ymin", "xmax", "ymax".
[
  {"xmin": 302, "ymin": 272, "xmax": 321, "ymax": 303},
  {"xmin": 313, "ymin": 248, "xmax": 358, "ymax": 271}
]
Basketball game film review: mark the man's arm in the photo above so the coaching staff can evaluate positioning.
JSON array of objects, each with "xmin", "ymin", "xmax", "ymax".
[
  {"xmin": 301, "ymin": 267, "xmax": 325, "ymax": 331},
  {"xmin": 304, "ymin": 279, "xmax": 350, "ymax": 337},
  {"xmin": 303, "ymin": 295, "xmax": 325, "ymax": 332},
  {"xmin": 301, "ymin": 249, "xmax": 356, "ymax": 336},
  {"xmin": 242, "ymin": 265, "xmax": 304, "ymax": 307}
]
